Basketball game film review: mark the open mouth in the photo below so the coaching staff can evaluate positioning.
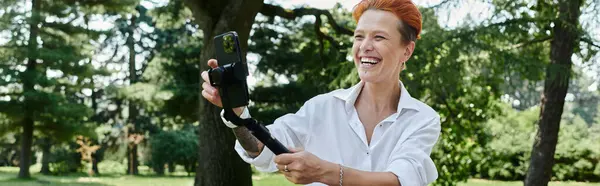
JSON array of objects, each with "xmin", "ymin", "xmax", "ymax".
[{"xmin": 360, "ymin": 57, "xmax": 381, "ymax": 66}]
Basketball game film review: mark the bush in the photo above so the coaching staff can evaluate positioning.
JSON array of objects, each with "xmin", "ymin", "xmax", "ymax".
[
  {"xmin": 48, "ymin": 143, "xmax": 83, "ymax": 174},
  {"xmin": 97, "ymin": 160, "xmax": 127, "ymax": 174},
  {"xmin": 148, "ymin": 127, "xmax": 198, "ymax": 175},
  {"xmin": 475, "ymin": 104, "xmax": 600, "ymax": 181}
]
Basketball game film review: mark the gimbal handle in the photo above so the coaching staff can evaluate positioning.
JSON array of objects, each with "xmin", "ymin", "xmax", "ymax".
[{"xmin": 222, "ymin": 109, "xmax": 291, "ymax": 155}]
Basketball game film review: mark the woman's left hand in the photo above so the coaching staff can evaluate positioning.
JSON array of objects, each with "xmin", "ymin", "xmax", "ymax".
[{"xmin": 274, "ymin": 148, "xmax": 335, "ymax": 184}]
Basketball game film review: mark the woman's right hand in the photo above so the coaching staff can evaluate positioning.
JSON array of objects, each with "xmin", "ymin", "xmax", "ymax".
[
  {"xmin": 201, "ymin": 59, "xmax": 223, "ymax": 107},
  {"xmin": 201, "ymin": 59, "xmax": 245, "ymax": 116}
]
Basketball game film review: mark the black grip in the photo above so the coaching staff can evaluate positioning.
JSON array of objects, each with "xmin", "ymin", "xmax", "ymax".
[
  {"xmin": 222, "ymin": 109, "xmax": 290, "ymax": 155},
  {"xmin": 244, "ymin": 120, "xmax": 290, "ymax": 155}
]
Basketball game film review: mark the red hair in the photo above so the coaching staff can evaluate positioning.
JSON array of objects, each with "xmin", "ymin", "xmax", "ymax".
[{"xmin": 352, "ymin": 0, "xmax": 422, "ymax": 41}]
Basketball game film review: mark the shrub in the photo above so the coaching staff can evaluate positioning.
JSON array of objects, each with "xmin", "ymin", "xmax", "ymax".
[
  {"xmin": 48, "ymin": 143, "xmax": 83, "ymax": 174},
  {"xmin": 149, "ymin": 127, "xmax": 198, "ymax": 175}
]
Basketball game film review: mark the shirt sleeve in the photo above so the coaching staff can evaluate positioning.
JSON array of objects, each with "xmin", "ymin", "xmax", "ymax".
[
  {"xmin": 232, "ymin": 100, "xmax": 314, "ymax": 172},
  {"xmin": 386, "ymin": 115, "xmax": 441, "ymax": 186}
]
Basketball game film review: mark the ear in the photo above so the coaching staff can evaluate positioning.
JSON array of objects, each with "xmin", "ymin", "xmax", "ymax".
[{"xmin": 404, "ymin": 41, "xmax": 415, "ymax": 59}]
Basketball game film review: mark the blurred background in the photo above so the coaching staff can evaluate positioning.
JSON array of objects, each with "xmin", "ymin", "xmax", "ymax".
[{"xmin": 0, "ymin": 0, "xmax": 599, "ymax": 185}]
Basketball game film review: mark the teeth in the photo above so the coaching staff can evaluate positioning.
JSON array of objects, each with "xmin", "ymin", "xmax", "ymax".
[{"xmin": 360, "ymin": 57, "xmax": 379, "ymax": 63}]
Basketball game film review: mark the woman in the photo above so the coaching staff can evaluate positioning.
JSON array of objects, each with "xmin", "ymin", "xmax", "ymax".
[{"xmin": 201, "ymin": 0, "xmax": 440, "ymax": 185}]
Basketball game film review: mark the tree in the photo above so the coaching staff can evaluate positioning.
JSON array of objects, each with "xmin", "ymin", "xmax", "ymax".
[
  {"xmin": 429, "ymin": 0, "xmax": 598, "ymax": 184},
  {"xmin": 525, "ymin": 0, "xmax": 585, "ymax": 185},
  {"xmin": 182, "ymin": 1, "xmax": 261, "ymax": 185},
  {"xmin": 98, "ymin": 4, "xmax": 161, "ymax": 175},
  {"xmin": 0, "ymin": 0, "xmax": 136, "ymax": 178}
]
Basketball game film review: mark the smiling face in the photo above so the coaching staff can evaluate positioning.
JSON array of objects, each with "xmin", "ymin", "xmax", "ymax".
[{"xmin": 352, "ymin": 9, "xmax": 414, "ymax": 84}]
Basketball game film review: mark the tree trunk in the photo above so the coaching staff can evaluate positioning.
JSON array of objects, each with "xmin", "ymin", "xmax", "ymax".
[
  {"xmin": 18, "ymin": 0, "xmax": 41, "ymax": 179},
  {"xmin": 90, "ymin": 73, "xmax": 101, "ymax": 176},
  {"xmin": 126, "ymin": 14, "xmax": 140, "ymax": 175},
  {"xmin": 185, "ymin": 0, "xmax": 263, "ymax": 185},
  {"xmin": 127, "ymin": 144, "xmax": 139, "ymax": 175},
  {"xmin": 524, "ymin": 0, "xmax": 583, "ymax": 185},
  {"xmin": 40, "ymin": 138, "xmax": 51, "ymax": 175},
  {"xmin": 92, "ymin": 155, "xmax": 100, "ymax": 175},
  {"xmin": 168, "ymin": 161, "xmax": 176, "ymax": 173}
]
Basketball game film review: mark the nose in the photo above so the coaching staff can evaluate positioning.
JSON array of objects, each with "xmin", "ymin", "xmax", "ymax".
[{"xmin": 359, "ymin": 38, "xmax": 374, "ymax": 52}]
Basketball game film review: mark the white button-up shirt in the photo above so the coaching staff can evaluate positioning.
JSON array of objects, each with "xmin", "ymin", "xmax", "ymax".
[{"xmin": 233, "ymin": 81, "xmax": 441, "ymax": 186}]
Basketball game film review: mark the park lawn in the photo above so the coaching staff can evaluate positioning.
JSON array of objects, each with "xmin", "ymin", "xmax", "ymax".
[{"xmin": 1, "ymin": 166, "xmax": 599, "ymax": 186}]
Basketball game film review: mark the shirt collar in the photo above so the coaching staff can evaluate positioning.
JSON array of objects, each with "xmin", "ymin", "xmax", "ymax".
[{"xmin": 332, "ymin": 80, "xmax": 421, "ymax": 116}]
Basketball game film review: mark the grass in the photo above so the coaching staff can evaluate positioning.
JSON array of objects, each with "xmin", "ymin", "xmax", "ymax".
[
  {"xmin": 1, "ymin": 166, "xmax": 599, "ymax": 186},
  {"xmin": 456, "ymin": 179, "xmax": 600, "ymax": 186}
]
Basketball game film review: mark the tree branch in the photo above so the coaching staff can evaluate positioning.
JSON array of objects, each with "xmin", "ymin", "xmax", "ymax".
[
  {"xmin": 429, "ymin": 0, "xmax": 456, "ymax": 9},
  {"xmin": 581, "ymin": 37, "xmax": 600, "ymax": 49},
  {"xmin": 433, "ymin": 18, "xmax": 551, "ymax": 48},
  {"xmin": 0, "ymin": 93, "xmax": 20, "ymax": 96},
  {"xmin": 509, "ymin": 36, "xmax": 553, "ymax": 49},
  {"xmin": 260, "ymin": 4, "xmax": 354, "ymax": 36},
  {"xmin": 314, "ymin": 16, "xmax": 325, "ymax": 62},
  {"xmin": 260, "ymin": 3, "xmax": 350, "ymax": 61}
]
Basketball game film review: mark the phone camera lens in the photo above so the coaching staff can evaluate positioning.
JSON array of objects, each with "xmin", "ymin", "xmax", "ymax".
[{"xmin": 223, "ymin": 35, "xmax": 234, "ymax": 53}]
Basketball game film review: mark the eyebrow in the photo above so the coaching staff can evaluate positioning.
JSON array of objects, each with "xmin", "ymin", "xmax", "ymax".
[
  {"xmin": 354, "ymin": 29, "xmax": 390, "ymax": 37},
  {"xmin": 372, "ymin": 30, "xmax": 390, "ymax": 37}
]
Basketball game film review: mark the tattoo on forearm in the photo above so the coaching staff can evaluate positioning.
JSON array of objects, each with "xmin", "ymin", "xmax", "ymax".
[{"xmin": 232, "ymin": 127, "xmax": 264, "ymax": 157}]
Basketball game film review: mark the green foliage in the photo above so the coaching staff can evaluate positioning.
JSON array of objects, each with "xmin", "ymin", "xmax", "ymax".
[
  {"xmin": 148, "ymin": 126, "xmax": 198, "ymax": 175},
  {"xmin": 97, "ymin": 160, "xmax": 128, "ymax": 174},
  {"xmin": 475, "ymin": 103, "xmax": 600, "ymax": 181},
  {"xmin": 115, "ymin": 1, "xmax": 203, "ymax": 122},
  {"xmin": 0, "ymin": 0, "xmax": 139, "ymax": 143},
  {"xmin": 0, "ymin": 0, "xmax": 597, "ymax": 183},
  {"xmin": 48, "ymin": 144, "xmax": 84, "ymax": 175},
  {"xmin": 248, "ymin": 3, "xmax": 356, "ymax": 123},
  {"xmin": 118, "ymin": 83, "xmax": 174, "ymax": 111}
]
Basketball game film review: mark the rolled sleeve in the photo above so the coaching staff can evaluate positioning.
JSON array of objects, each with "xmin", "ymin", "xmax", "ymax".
[
  {"xmin": 234, "ymin": 139, "xmax": 278, "ymax": 172},
  {"xmin": 387, "ymin": 116, "xmax": 441, "ymax": 186}
]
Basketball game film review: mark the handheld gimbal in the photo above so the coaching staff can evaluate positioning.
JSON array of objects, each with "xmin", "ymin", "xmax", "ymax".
[{"xmin": 209, "ymin": 31, "xmax": 290, "ymax": 155}]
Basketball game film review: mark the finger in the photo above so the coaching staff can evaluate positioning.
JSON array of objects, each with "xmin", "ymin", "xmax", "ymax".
[
  {"xmin": 283, "ymin": 171, "xmax": 294, "ymax": 182},
  {"xmin": 201, "ymin": 71, "xmax": 210, "ymax": 82},
  {"xmin": 208, "ymin": 59, "xmax": 218, "ymax": 68},
  {"xmin": 202, "ymin": 82, "xmax": 217, "ymax": 95},
  {"xmin": 202, "ymin": 90, "xmax": 215, "ymax": 101},
  {"xmin": 289, "ymin": 147, "xmax": 304, "ymax": 153},
  {"xmin": 283, "ymin": 171, "xmax": 293, "ymax": 177},
  {"xmin": 274, "ymin": 153, "xmax": 296, "ymax": 165},
  {"xmin": 202, "ymin": 90, "xmax": 222, "ymax": 107},
  {"xmin": 276, "ymin": 164, "xmax": 290, "ymax": 172}
]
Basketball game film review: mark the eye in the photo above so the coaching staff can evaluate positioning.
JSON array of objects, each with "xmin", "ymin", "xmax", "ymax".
[
  {"xmin": 374, "ymin": 35, "xmax": 386, "ymax": 40},
  {"xmin": 354, "ymin": 34, "xmax": 364, "ymax": 40}
]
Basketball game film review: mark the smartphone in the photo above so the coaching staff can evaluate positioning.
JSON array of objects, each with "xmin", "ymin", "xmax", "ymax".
[{"xmin": 211, "ymin": 31, "xmax": 250, "ymax": 109}]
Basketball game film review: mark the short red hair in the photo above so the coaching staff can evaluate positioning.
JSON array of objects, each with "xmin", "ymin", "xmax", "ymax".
[{"xmin": 352, "ymin": 0, "xmax": 422, "ymax": 41}]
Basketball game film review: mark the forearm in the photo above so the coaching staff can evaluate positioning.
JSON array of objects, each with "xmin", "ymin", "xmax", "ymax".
[
  {"xmin": 227, "ymin": 107, "xmax": 265, "ymax": 157},
  {"xmin": 320, "ymin": 161, "xmax": 400, "ymax": 186},
  {"xmin": 232, "ymin": 126, "xmax": 265, "ymax": 157}
]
